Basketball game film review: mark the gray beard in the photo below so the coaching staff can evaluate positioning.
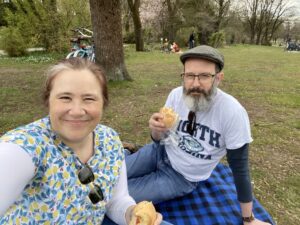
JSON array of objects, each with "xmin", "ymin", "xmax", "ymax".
[{"xmin": 183, "ymin": 84, "xmax": 217, "ymax": 112}]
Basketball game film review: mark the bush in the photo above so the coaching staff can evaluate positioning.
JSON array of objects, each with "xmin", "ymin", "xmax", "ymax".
[
  {"xmin": 0, "ymin": 27, "xmax": 27, "ymax": 57},
  {"xmin": 208, "ymin": 31, "xmax": 225, "ymax": 48},
  {"xmin": 123, "ymin": 31, "xmax": 136, "ymax": 44}
]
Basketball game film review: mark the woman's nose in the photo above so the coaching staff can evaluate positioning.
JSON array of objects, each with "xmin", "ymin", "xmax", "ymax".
[{"xmin": 68, "ymin": 102, "xmax": 85, "ymax": 115}]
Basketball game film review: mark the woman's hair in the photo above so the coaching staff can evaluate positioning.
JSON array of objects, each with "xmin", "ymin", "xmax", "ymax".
[{"xmin": 42, "ymin": 58, "xmax": 108, "ymax": 108}]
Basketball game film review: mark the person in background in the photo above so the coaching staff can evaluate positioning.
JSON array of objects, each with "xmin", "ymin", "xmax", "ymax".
[
  {"xmin": 171, "ymin": 42, "xmax": 180, "ymax": 53},
  {"xmin": 163, "ymin": 38, "xmax": 170, "ymax": 53},
  {"xmin": 188, "ymin": 32, "xmax": 195, "ymax": 49},
  {"xmin": 160, "ymin": 37, "xmax": 164, "ymax": 52},
  {"xmin": 126, "ymin": 45, "xmax": 271, "ymax": 225},
  {"xmin": 0, "ymin": 58, "xmax": 162, "ymax": 225}
]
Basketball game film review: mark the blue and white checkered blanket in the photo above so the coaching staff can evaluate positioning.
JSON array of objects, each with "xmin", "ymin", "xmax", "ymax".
[
  {"xmin": 103, "ymin": 163, "xmax": 275, "ymax": 225},
  {"xmin": 155, "ymin": 163, "xmax": 275, "ymax": 225}
]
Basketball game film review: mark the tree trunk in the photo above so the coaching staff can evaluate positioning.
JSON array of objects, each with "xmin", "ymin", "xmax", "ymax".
[
  {"xmin": 198, "ymin": 29, "xmax": 209, "ymax": 45},
  {"xmin": 89, "ymin": 0, "xmax": 132, "ymax": 81},
  {"xmin": 245, "ymin": 0, "xmax": 259, "ymax": 44},
  {"xmin": 214, "ymin": 0, "xmax": 231, "ymax": 32},
  {"xmin": 127, "ymin": 0, "xmax": 144, "ymax": 51},
  {"xmin": 166, "ymin": 0, "xmax": 176, "ymax": 42}
]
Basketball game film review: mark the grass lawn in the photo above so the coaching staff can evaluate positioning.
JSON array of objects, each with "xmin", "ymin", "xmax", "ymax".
[{"xmin": 0, "ymin": 45, "xmax": 299, "ymax": 224}]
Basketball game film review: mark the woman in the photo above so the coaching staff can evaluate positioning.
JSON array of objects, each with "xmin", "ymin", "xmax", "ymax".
[{"xmin": 0, "ymin": 58, "xmax": 162, "ymax": 224}]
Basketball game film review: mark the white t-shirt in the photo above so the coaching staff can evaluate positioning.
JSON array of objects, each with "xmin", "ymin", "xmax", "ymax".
[{"xmin": 164, "ymin": 87, "xmax": 253, "ymax": 182}]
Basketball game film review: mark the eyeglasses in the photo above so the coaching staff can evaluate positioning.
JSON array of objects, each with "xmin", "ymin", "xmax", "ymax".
[
  {"xmin": 187, "ymin": 111, "xmax": 196, "ymax": 135},
  {"xmin": 181, "ymin": 72, "xmax": 216, "ymax": 82},
  {"xmin": 78, "ymin": 164, "xmax": 104, "ymax": 204}
]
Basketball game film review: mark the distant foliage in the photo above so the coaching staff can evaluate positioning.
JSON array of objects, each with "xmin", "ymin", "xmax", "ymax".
[
  {"xmin": 2, "ymin": 0, "xmax": 91, "ymax": 55},
  {"xmin": 123, "ymin": 31, "xmax": 136, "ymax": 44},
  {"xmin": 208, "ymin": 31, "xmax": 225, "ymax": 48},
  {"xmin": 0, "ymin": 27, "xmax": 27, "ymax": 57}
]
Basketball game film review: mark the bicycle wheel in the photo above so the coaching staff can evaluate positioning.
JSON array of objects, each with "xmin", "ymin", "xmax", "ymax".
[
  {"xmin": 88, "ymin": 53, "xmax": 96, "ymax": 62},
  {"xmin": 74, "ymin": 50, "xmax": 88, "ymax": 58},
  {"xmin": 66, "ymin": 51, "xmax": 76, "ymax": 59}
]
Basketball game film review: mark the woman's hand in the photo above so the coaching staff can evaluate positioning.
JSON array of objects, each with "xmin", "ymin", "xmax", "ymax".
[
  {"xmin": 126, "ymin": 202, "xmax": 163, "ymax": 225},
  {"xmin": 153, "ymin": 212, "xmax": 163, "ymax": 225}
]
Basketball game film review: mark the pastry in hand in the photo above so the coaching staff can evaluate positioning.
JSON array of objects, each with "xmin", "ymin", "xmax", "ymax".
[
  {"xmin": 129, "ymin": 201, "xmax": 157, "ymax": 225},
  {"xmin": 159, "ymin": 107, "xmax": 179, "ymax": 129}
]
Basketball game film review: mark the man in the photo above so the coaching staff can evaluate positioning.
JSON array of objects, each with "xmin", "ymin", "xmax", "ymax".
[
  {"xmin": 188, "ymin": 32, "xmax": 195, "ymax": 49},
  {"xmin": 126, "ymin": 45, "xmax": 271, "ymax": 225}
]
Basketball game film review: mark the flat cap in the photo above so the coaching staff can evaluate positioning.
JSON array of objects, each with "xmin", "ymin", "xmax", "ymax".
[{"xmin": 180, "ymin": 45, "xmax": 224, "ymax": 70}]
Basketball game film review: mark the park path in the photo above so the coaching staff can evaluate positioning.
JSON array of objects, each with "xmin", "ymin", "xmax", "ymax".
[{"xmin": 0, "ymin": 48, "xmax": 45, "ymax": 56}]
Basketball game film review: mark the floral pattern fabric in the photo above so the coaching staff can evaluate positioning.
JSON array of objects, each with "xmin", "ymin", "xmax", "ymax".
[{"xmin": 0, "ymin": 117, "xmax": 124, "ymax": 225}]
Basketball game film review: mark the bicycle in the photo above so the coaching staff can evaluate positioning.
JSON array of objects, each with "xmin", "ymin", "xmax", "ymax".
[{"xmin": 66, "ymin": 27, "xmax": 95, "ymax": 62}]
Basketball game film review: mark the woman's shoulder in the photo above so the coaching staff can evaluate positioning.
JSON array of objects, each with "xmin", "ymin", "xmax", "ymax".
[
  {"xmin": 0, "ymin": 117, "xmax": 52, "ymax": 147},
  {"xmin": 94, "ymin": 124, "xmax": 119, "ymax": 137},
  {"xmin": 94, "ymin": 124, "xmax": 123, "ymax": 158},
  {"xmin": 0, "ymin": 117, "xmax": 52, "ymax": 168},
  {"xmin": 94, "ymin": 124, "xmax": 122, "ymax": 147}
]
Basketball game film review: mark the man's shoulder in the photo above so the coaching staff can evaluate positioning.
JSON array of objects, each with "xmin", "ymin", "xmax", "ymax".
[
  {"xmin": 217, "ymin": 89, "xmax": 242, "ymax": 106},
  {"xmin": 169, "ymin": 86, "xmax": 183, "ymax": 95},
  {"xmin": 167, "ymin": 86, "xmax": 183, "ymax": 101},
  {"xmin": 214, "ymin": 89, "xmax": 247, "ymax": 116}
]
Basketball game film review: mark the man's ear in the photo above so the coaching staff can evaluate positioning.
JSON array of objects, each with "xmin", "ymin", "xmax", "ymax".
[{"xmin": 216, "ymin": 72, "xmax": 224, "ymax": 83}]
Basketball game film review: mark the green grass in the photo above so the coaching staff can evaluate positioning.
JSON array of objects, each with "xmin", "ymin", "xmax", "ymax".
[{"xmin": 0, "ymin": 45, "xmax": 299, "ymax": 224}]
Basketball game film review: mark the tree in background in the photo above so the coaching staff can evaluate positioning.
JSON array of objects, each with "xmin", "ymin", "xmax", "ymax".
[
  {"xmin": 89, "ymin": 0, "xmax": 131, "ymax": 81},
  {"xmin": 58, "ymin": 0, "xmax": 91, "ymax": 32},
  {"xmin": 1, "ymin": 0, "xmax": 298, "ymax": 56},
  {"xmin": 164, "ymin": 0, "xmax": 181, "ymax": 43},
  {"xmin": 243, "ymin": 0, "xmax": 292, "ymax": 45},
  {"xmin": 1, "ymin": 0, "xmax": 91, "ymax": 54},
  {"xmin": 179, "ymin": 0, "xmax": 216, "ymax": 45},
  {"xmin": 0, "ymin": 0, "xmax": 16, "ymax": 27},
  {"xmin": 289, "ymin": 21, "xmax": 300, "ymax": 42},
  {"xmin": 213, "ymin": 0, "xmax": 231, "ymax": 31},
  {"xmin": 127, "ymin": 0, "xmax": 144, "ymax": 51},
  {"xmin": 1, "ymin": 0, "xmax": 62, "ymax": 53}
]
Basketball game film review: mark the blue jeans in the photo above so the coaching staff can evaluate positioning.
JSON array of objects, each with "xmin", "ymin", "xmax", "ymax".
[{"xmin": 126, "ymin": 142, "xmax": 198, "ymax": 204}]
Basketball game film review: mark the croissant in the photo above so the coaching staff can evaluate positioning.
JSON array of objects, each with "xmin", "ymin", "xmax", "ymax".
[
  {"xmin": 129, "ymin": 201, "xmax": 156, "ymax": 225},
  {"xmin": 159, "ymin": 107, "xmax": 178, "ymax": 128}
]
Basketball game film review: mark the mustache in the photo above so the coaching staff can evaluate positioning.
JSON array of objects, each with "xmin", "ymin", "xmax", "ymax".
[{"xmin": 186, "ymin": 88, "xmax": 208, "ymax": 95}]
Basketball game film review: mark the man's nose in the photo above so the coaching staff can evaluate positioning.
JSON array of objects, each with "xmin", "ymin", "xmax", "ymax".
[{"xmin": 192, "ymin": 77, "xmax": 202, "ymax": 87}]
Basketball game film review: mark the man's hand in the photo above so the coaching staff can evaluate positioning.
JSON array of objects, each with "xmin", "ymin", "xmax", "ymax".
[
  {"xmin": 149, "ymin": 112, "xmax": 168, "ymax": 141},
  {"xmin": 244, "ymin": 218, "xmax": 271, "ymax": 225}
]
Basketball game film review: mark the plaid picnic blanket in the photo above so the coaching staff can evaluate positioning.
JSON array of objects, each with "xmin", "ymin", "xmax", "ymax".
[
  {"xmin": 102, "ymin": 163, "xmax": 275, "ymax": 225},
  {"xmin": 155, "ymin": 163, "xmax": 275, "ymax": 225}
]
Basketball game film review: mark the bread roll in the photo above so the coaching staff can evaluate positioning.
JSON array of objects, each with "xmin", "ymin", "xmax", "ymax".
[
  {"xmin": 159, "ymin": 107, "xmax": 178, "ymax": 128},
  {"xmin": 129, "ymin": 201, "xmax": 156, "ymax": 225}
]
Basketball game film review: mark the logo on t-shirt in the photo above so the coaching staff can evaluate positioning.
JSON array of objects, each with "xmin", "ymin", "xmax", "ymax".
[{"xmin": 178, "ymin": 135, "xmax": 211, "ymax": 160}]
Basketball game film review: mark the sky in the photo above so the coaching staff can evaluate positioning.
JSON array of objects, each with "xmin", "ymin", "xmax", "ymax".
[{"xmin": 289, "ymin": 0, "xmax": 300, "ymax": 16}]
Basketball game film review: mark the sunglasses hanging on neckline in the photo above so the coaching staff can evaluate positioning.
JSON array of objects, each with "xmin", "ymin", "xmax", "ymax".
[
  {"xmin": 78, "ymin": 164, "xmax": 104, "ymax": 204},
  {"xmin": 187, "ymin": 111, "xmax": 196, "ymax": 135}
]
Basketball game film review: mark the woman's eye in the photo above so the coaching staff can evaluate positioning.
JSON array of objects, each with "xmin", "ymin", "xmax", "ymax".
[
  {"xmin": 84, "ymin": 98, "xmax": 95, "ymax": 101},
  {"xmin": 59, "ymin": 96, "xmax": 71, "ymax": 100}
]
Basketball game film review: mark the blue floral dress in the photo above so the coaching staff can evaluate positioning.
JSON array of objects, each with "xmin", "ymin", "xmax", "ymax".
[{"xmin": 0, "ymin": 117, "xmax": 124, "ymax": 225}]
